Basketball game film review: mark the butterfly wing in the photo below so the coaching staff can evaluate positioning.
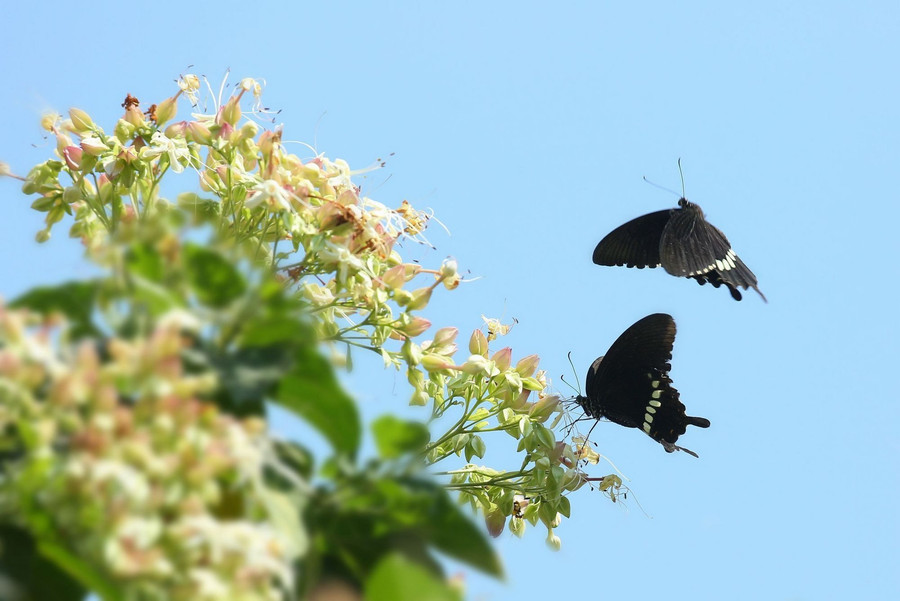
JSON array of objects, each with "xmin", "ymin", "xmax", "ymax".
[
  {"xmin": 660, "ymin": 202, "xmax": 765, "ymax": 301},
  {"xmin": 584, "ymin": 313, "xmax": 708, "ymax": 449},
  {"xmin": 592, "ymin": 210, "xmax": 672, "ymax": 268}
]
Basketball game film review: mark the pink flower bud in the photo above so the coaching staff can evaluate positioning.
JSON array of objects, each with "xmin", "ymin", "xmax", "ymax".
[
  {"xmin": 485, "ymin": 508, "xmax": 506, "ymax": 538},
  {"xmin": 403, "ymin": 317, "xmax": 431, "ymax": 337},
  {"xmin": 469, "ymin": 329, "xmax": 488, "ymax": 356},
  {"xmin": 492, "ymin": 347, "xmax": 512, "ymax": 372},
  {"xmin": 382, "ymin": 264, "xmax": 407, "ymax": 290},
  {"xmin": 187, "ymin": 121, "xmax": 212, "ymax": 144},
  {"xmin": 165, "ymin": 121, "xmax": 187, "ymax": 139},
  {"xmin": 432, "ymin": 327, "xmax": 458, "ymax": 348},
  {"xmin": 515, "ymin": 354, "xmax": 540, "ymax": 378},
  {"xmin": 80, "ymin": 136, "xmax": 108, "ymax": 156},
  {"xmin": 124, "ymin": 106, "xmax": 145, "ymax": 127},
  {"xmin": 62, "ymin": 146, "xmax": 83, "ymax": 170}
]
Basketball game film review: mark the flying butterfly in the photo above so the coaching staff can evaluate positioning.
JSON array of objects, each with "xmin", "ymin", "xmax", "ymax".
[
  {"xmin": 575, "ymin": 313, "xmax": 710, "ymax": 457},
  {"xmin": 592, "ymin": 165, "xmax": 766, "ymax": 301}
]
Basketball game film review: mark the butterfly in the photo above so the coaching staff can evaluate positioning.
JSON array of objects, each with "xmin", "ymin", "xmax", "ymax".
[
  {"xmin": 592, "ymin": 198, "xmax": 766, "ymax": 301},
  {"xmin": 575, "ymin": 313, "xmax": 710, "ymax": 457}
]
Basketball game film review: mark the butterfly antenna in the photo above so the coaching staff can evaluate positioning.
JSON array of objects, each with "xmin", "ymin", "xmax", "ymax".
[
  {"xmin": 642, "ymin": 175, "xmax": 680, "ymax": 199},
  {"xmin": 562, "ymin": 351, "xmax": 582, "ymax": 396},
  {"xmin": 677, "ymin": 157, "xmax": 686, "ymax": 198}
]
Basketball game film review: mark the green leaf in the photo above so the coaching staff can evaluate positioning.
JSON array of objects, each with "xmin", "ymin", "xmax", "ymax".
[
  {"xmin": 371, "ymin": 416, "xmax": 430, "ymax": 460},
  {"xmin": 276, "ymin": 346, "xmax": 360, "ymax": 456},
  {"xmin": 183, "ymin": 244, "xmax": 246, "ymax": 308},
  {"xmin": 364, "ymin": 554, "xmax": 460, "ymax": 601},
  {"xmin": 0, "ymin": 524, "xmax": 88, "ymax": 601},
  {"xmin": 10, "ymin": 280, "xmax": 100, "ymax": 339},
  {"xmin": 425, "ymin": 488, "xmax": 504, "ymax": 578}
]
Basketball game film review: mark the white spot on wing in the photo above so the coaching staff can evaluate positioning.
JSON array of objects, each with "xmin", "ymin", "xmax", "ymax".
[
  {"xmin": 643, "ymin": 423, "xmax": 651, "ymax": 433},
  {"xmin": 644, "ymin": 413, "xmax": 653, "ymax": 424},
  {"xmin": 651, "ymin": 390, "xmax": 662, "ymax": 399},
  {"xmin": 649, "ymin": 400, "xmax": 662, "ymax": 407}
]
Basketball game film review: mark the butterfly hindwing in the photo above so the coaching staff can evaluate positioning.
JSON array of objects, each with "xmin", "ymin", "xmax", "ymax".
[{"xmin": 592, "ymin": 210, "xmax": 672, "ymax": 268}]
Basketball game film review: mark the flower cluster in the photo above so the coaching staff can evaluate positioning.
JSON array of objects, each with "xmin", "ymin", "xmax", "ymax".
[
  {"xmin": 4, "ymin": 74, "xmax": 620, "ymax": 597},
  {"xmin": 0, "ymin": 306, "xmax": 298, "ymax": 601}
]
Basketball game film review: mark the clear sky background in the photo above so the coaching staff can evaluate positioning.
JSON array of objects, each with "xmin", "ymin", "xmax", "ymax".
[{"xmin": 1, "ymin": 2, "xmax": 898, "ymax": 600}]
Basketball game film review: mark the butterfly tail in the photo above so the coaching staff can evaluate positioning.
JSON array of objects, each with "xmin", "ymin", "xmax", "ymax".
[{"xmin": 686, "ymin": 415, "xmax": 711, "ymax": 429}]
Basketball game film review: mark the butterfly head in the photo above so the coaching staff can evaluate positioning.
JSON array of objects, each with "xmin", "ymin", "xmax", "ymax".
[{"xmin": 677, "ymin": 197, "xmax": 704, "ymax": 216}]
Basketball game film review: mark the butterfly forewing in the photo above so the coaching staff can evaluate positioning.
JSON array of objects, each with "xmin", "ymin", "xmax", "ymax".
[
  {"xmin": 592, "ymin": 210, "xmax": 671, "ymax": 268},
  {"xmin": 581, "ymin": 314, "xmax": 708, "ymax": 453},
  {"xmin": 585, "ymin": 314, "xmax": 676, "ymax": 429}
]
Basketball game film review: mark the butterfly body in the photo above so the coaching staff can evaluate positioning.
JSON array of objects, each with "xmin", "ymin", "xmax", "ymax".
[
  {"xmin": 593, "ymin": 198, "xmax": 765, "ymax": 301},
  {"xmin": 575, "ymin": 313, "xmax": 709, "ymax": 457}
]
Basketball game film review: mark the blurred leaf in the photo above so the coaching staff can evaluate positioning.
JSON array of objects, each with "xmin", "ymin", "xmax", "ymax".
[
  {"xmin": 124, "ymin": 243, "xmax": 165, "ymax": 282},
  {"xmin": 10, "ymin": 280, "xmax": 100, "ymax": 339},
  {"xmin": 259, "ymin": 486, "xmax": 308, "ymax": 558},
  {"xmin": 0, "ymin": 524, "xmax": 87, "ymax": 601},
  {"xmin": 207, "ymin": 344, "xmax": 294, "ymax": 416},
  {"xmin": 183, "ymin": 244, "xmax": 246, "ymax": 308},
  {"xmin": 277, "ymin": 346, "xmax": 360, "ymax": 456},
  {"xmin": 372, "ymin": 416, "xmax": 430, "ymax": 460},
  {"xmin": 364, "ymin": 554, "xmax": 459, "ymax": 601},
  {"xmin": 38, "ymin": 540, "xmax": 123, "ymax": 601},
  {"xmin": 425, "ymin": 487, "xmax": 504, "ymax": 578}
]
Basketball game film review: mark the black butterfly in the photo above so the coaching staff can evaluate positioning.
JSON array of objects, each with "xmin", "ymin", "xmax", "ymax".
[
  {"xmin": 592, "ymin": 198, "xmax": 766, "ymax": 301},
  {"xmin": 575, "ymin": 313, "xmax": 710, "ymax": 457}
]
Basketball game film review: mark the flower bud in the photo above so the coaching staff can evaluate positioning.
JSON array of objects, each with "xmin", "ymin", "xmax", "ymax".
[
  {"xmin": 164, "ymin": 121, "xmax": 187, "ymax": 139},
  {"xmin": 68, "ymin": 107, "xmax": 94, "ymax": 133},
  {"xmin": 221, "ymin": 96, "xmax": 241, "ymax": 126},
  {"xmin": 421, "ymin": 354, "xmax": 456, "ymax": 373},
  {"xmin": 401, "ymin": 340, "xmax": 422, "ymax": 366},
  {"xmin": 80, "ymin": 136, "xmax": 109, "ymax": 156},
  {"xmin": 186, "ymin": 121, "xmax": 212, "ymax": 144},
  {"xmin": 407, "ymin": 367, "xmax": 425, "ymax": 390},
  {"xmin": 469, "ymin": 329, "xmax": 488, "ymax": 356},
  {"xmin": 402, "ymin": 317, "xmax": 431, "ymax": 337},
  {"xmin": 515, "ymin": 354, "xmax": 540, "ymax": 378},
  {"xmin": 240, "ymin": 121, "xmax": 258, "ymax": 140},
  {"xmin": 491, "ymin": 347, "xmax": 512, "ymax": 372},
  {"xmin": 485, "ymin": 507, "xmax": 506, "ymax": 538},
  {"xmin": 528, "ymin": 394, "xmax": 560, "ymax": 423},
  {"xmin": 461, "ymin": 354, "xmax": 493, "ymax": 376},
  {"xmin": 407, "ymin": 286, "xmax": 433, "ymax": 311},
  {"xmin": 154, "ymin": 95, "xmax": 178, "ymax": 125},
  {"xmin": 382, "ymin": 264, "xmax": 407, "ymax": 290},
  {"xmin": 546, "ymin": 530, "xmax": 562, "ymax": 551},
  {"xmin": 62, "ymin": 146, "xmax": 83, "ymax": 170},
  {"xmin": 431, "ymin": 327, "xmax": 458, "ymax": 348},
  {"xmin": 409, "ymin": 390, "xmax": 429, "ymax": 406},
  {"xmin": 440, "ymin": 257, "xmax": 458, "ymax": 279},
  {"xmin": 124, "ymin": 106, "xmax": 145, "ymax": 127},
  {"xmin": 393, "ymin": 289, "xmax": 413, "ymax": 306},
  {"xmin": 35, "ymin": 228, "xmax": 51, "ymax": 243}
]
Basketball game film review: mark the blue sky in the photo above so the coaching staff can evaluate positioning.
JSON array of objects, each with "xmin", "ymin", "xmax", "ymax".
[{"xmin": 1, "ymin": 2, "xmax": 898, "ymax": 600}]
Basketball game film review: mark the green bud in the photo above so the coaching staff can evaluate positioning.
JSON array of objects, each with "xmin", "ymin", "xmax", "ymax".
[
  {"xmin": 114, "ymin": 118, "xmax": 136, "ymax": 143},
  {"xmin": 154, "ymin": 95, "xmax": 178, "ymax": 125},
  {"xmin": 407, "ymin": 286, "xmax": 433, "ymax": 311},
  {"xmin": 485, "ymin": 507, "xmax": 506, "ymax": 538},
  {"xmin": 35, "ymin": 228, "xmax": 51, "ymax": 243},
  {"xmin": 221, "ymin": 96, "xmax": 241, "ymax": 126},
  {"xmin": 515, "ymin": 354, "xmax": 540, "ymax": 378},
  {"xmin": 469, "ymin": 328, "xmax": 488, "ymax": 356},
  {"xmin": 409, "ymin": 390, "xmax": 429, "ymax": 406},
  {"xmin": 421, "ymin": 354, "xmax": 456, "ymax": 373},
  {"xmin": 68, "ymin": 107, "xmax": 94, "ymax": 133}
]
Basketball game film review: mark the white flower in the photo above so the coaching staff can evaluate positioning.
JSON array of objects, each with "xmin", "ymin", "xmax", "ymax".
[
  {"xmin": 245, "ymin": 179, "xmax": 292, "ymax": 212},
  {"xmin": 143, "ymin": 131, "xmax": 190, "ymax": 173}
]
